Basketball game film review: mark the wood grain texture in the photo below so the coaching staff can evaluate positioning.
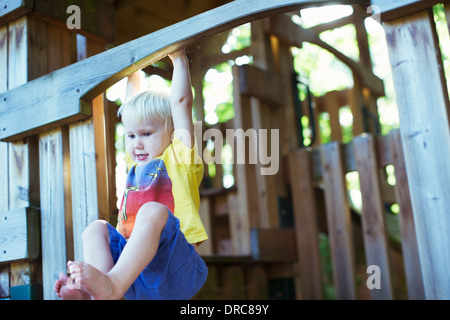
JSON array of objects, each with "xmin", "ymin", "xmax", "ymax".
[
  {"xmin": 0, "ymin": 207, "xmax": 40, "ymax": 263},
  {"xmin": 353, "ymin": 134, "xmax": 393, "ymax": 300},
  {"xmin": 39, "ymin": 129, "xmax": 67, "ymax": 300},
  {"xmin": 320, "ymin": 141, "xmax": 356, "ymax": 300},
  {"xmin": 385, "ymin": 10, "xmax": 450, "ymax": 299}
]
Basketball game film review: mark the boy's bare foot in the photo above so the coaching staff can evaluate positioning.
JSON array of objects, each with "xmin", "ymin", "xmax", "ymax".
[
  {"xmin": 68, "ymin": 261, "xmax": 120, "ymax": 300},
  {"xmin": 54, "ymin": 272, "xmax": 92, "ymax": 300}
]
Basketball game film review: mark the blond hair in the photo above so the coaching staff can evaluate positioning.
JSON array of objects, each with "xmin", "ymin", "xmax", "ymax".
[{"xmin": 117, "ymin": 88, "xmax": 173, "ymax": 132}]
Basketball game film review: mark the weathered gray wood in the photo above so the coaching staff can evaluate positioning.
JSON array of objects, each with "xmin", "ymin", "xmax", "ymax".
[
  {"xmin": 0, "ymin": 26, "xmax": 8, "ymax": 212},
  {"xmin": 320, "ymin": 142, "xmax": 356, "ymax": 300},
  {"xmin": 39, "ymin": 129, "xmax": 67, "ymax": 300},
  {"xmin": 384, "ymin": 10, "xmax": 450, "ymax": 299},
  {"xmin": 0, "ymin": 207, "xmax": 40, "ymax": 263},
  {"xmin": 69, "ymin": 118, "xmax": 99, "ymax": 261},
  {"xmin": 353, "ymin": 134, "xmax": 393, "ymax": 300},
  {"xmin": 388, "ymin": 129, "xmax": 425, "ymax": 300},
  {"xmin": 0, "ymin": 0, "xmax": 367, "ymax": 142},
  {"xmin": 371, "ymin": 0, "xmax": 442, "ymax": 21}
]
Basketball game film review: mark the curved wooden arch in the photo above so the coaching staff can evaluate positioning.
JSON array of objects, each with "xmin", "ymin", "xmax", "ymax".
[{"xmin": 0, "ymin": 0, "xmax": 368, "ymax": 142}]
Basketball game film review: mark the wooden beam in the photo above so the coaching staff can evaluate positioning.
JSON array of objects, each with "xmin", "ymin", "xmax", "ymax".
[
  {"xmin": 0, "ymin": 0, "xmax": 368, "ymax": 142},
  {"xmin": 0, "ymin": 207, "xmax": 40, "ymax": 263},
  {"xmin": 371, "ymin": 0, "xmax": 443, "ymax": 21},
  {"xmin": 384, "ymin": 10, "xmax": 450, "ymax": 299}
]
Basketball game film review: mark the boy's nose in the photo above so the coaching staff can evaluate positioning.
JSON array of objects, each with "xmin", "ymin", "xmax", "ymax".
[{"xmin": 134, "ymin": 137, "xmax": 144, "ymax": 149}]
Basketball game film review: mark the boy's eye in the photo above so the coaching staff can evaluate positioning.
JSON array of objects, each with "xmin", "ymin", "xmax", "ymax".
[
  {"xmin": 143, "ymin": 132, "xmax": 151, "ymax": 137},
  {"xmin": 128, "ymin": 134, "xmax": 135, "ymax": 139}
]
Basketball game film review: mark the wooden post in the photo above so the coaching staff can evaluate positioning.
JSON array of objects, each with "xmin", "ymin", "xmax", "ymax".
[
  {"xmin": 289, "ymin": 148, "xmax": 323, "ymax": 299},
  {"xmin": 353, "ymin": 134, "xmax": 393, "ymax": 299},
  {"xmin": 388, "ymin": 130, "xmax": 425, "ymax": 300},
  {"xmin": 39, "ymin": 129, "xmax": 68, "ymax": 300},
  {"xmin": 249, "ymin": 20, "xmax": 282, "ymax": 229},
  {"xmin": 320, "ymin": 142, "xmax": 356, "ymax": 299},
  {"xmin": 384, "ymin": 10, "xmax": 450, "ymax": 299},
  {"xmin": 1, "ymin": 15, "xmax": 46, "ymax": 299},
  {"xmin": 231, "ymin": 65, "xmax": 260, "ymax": 255}
]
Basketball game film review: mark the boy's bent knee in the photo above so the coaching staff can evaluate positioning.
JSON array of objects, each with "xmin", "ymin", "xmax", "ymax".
[{"xmin": 82, "ymin": 220, "xmax": 109, "ymax": 241}]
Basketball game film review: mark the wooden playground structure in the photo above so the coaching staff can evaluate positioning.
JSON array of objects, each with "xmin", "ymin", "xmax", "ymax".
[{"xmin": 0, "ymin": 0, "xmax": 449, "ymax": 300}]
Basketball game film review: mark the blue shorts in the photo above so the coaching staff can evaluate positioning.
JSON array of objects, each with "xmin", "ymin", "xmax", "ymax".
[{"xmin": 106, "ymin": 212, "xmax": 208, "ymax": 300}]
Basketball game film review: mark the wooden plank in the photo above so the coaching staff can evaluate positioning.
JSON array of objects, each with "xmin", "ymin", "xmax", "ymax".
[
  {"xmin": 289, "ymin": 148, "xmax": 323, "ymax": 299},
  {"xmin": 219, "ymin": 266, "xmax": 246, "ymax": 299},
  {"xmin": 0, "ymin": 0, "xmax": 367, "ymax": 142},
  {"xmin": 37, "ymin": 23, "xmax": 76, "ymax": 300},
  {"xmin": 0, "ymin": 265, "xmax": 9, "ymax": 298},
  {"xmin": 39, "ymin": 129, "xmax": 67, "ymax": 300},
  {"xmin": 325, "ymin": 91, "xmax": 343, "ymax": 142},
  {"xmin": 0, "ymin": 26, "xmax": 7, "ymax": 92},
  {"xmin": 372, "ymin": 0, "xmax": 442, "ymax": 21},
  {"xmin": 245, "ymin": 265, "xmax": 268, "ymax": 299},
  {"xmin": 6, "ymin": 15, "xmax": 44, "ymax": 301},
  {"xmin": 353, "ymin": 134, "xmax": 393, "ymax": 300},
  {"xmin": 92, "ymin": 94, "xmax": 110, "ymax": 223},
  {"xmin": 250, "ymin": 228, "xmax": 296, "ymax": 262},
  {"xmin": 384, "ymin": 10, "xmax": 450, "ymax": 299},
  {"xmin": 69, "ymin": 118, "xmax": 100, "ymax": 261},
  {"xmin": 388, "ymin": 129, "xmax": 425, "ymax": 300},
  {"xmin": 227, "ymin": 192, "xmax": 245, "ymax": 256},
  {"xmin": 249, "ymin": 20, "xmax": 283, "ymax": 229},
  {"xmin": 320, "ymin": 141, "xmax": 356, "ymax": 300},
  {"xmin": 0, "ymin": 207, "xmax": 40, "ymax": 263},
  {"xmin": 68, "ymin": 35, "xmax": 105, "ymax": 261},
  {"xmin": 0, "ymin": 25, "xmax": 8, "ymax": 212},
  {"xmin": 231, "ymin": 64, "xmax": 260, "ymax": 256}
]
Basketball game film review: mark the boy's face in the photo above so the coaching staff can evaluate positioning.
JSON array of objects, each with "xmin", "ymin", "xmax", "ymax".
[{"xmin": 124, "ymin": 117, "xmax": 172, "ymax": 166}]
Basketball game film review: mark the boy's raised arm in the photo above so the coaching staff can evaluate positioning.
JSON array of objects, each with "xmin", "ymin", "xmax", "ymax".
[{"xmin": 168, "ymin": 48, "xmax": 194, "ymax": 148}]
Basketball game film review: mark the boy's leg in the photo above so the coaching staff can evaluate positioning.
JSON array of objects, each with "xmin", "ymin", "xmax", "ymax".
[
  {"xmin": 68, "ymin": 202, "xmax": 168, "ymax": 300},
  {"xmin": 55, "ymin": 219, "xmax": 113, "ymax": 299},
  {"xmin": 82, "ymin": 220, "xmax": 115, "ymax": 272}
]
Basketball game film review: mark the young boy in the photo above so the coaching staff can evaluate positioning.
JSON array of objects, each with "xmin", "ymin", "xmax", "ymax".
[{"xmin": 54, "ymin": 48, "xmax": 208, "ymax": 300}]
